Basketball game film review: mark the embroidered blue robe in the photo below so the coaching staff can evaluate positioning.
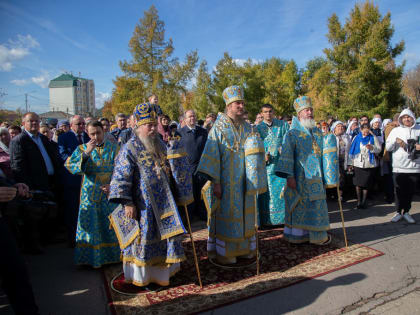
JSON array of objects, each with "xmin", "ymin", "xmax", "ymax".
[
  {"xmin": 65, "ymin": 141, "xmax": 121, "ymax": 268},
  {"xmin": 256, "ymin": 119, "xmax": 289, "ymax": 225},
  {"xmin": 197, "ymin": 113, "xmax": 257, "ymax": 259},
  {"xmin": 108, "ymin": 136, "xmax": 187, "ymax": 269},
  {"xmin": 276, "ymin": 117, "xmax": 337, "ymax": 244}
]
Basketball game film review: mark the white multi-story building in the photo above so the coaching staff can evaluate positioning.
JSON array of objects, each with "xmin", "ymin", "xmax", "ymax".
[{"xmin": 48, "ymin": 73, "xmax": 95, "ymax": 116}]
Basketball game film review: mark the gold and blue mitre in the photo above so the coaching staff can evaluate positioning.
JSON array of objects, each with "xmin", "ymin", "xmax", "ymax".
[
  {"xmin": 293, "ymin": 96, "xmax": 312, "ymax": 113},
  {"xmin": 133, "ymin": 103, "xmax": 157, "ymax": 127},
  {"xmin": 222, "ymin": 85, "xmax": 244, "ymax": 105}
]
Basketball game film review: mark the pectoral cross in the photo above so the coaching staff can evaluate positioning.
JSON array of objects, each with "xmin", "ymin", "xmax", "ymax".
[{"xmin": 153, "ymin": 161, "xmax": 163, "ymax": 180}]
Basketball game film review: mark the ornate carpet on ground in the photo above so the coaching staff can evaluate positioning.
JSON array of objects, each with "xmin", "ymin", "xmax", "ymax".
[{"xmin": 103, "ymin": 228, "xmax": 383, "ymax": 315}]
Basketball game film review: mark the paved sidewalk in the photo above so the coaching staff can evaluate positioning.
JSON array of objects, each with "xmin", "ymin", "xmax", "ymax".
[{"xmin": 1, "ymin": 197, "xmax": 419, "ymax": 314}]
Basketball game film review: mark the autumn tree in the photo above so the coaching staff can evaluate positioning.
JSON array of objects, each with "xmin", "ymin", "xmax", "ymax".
[
  {"xmin": 402, "ymin": 63, "xmax": 420, "ymax": 115},
  {"xmin": 211, "ymin": 53, "xmax": 243, "ymax": 113},
  {"xmin": 191, "ymin": 60, "xmax": 214, "ymax": 118},
  {"xmin": 308, "ymin": 1, "xmax": 405, "ymax": 119},
  {"xmin": 110, "ymin": 5, "xmax": 198, "ymax": 118}
]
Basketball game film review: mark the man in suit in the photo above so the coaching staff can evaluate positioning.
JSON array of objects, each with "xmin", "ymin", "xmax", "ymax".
[
  {"xmin": 10, "ymin": 112, "xmax": 61, "ymax": 253},
  {"xmin": 119, "ymin": 114, "xmax": 135, "ymax": 145},
  {"xmin": 178, "ymin": 110, "xmax": 208, "ymax": 221},
  {"xmin": 110, "ymin": 113, "xmax": 128, "ymax": 141},
  {"xmin": 58, "ymin": 115, "xmax": 90, "ymax": 247}
]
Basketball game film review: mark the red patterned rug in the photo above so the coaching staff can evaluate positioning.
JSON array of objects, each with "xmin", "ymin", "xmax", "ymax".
[{"xmin": 103, "ymin": 228, "xmax": 383, "ymax": 315}]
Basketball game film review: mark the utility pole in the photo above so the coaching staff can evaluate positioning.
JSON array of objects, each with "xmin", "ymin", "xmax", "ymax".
[{"xmin": 25, "ymin": 93, "xmax": 28, "ymax": 112}]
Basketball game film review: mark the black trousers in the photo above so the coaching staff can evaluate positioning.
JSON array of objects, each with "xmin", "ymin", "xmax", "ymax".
[
  {"xmin": 0, "ymin": 217, "xmax": 39, "ymax": 314},
  {"xmin": 393, "ymin": 173, "xmax": 419, "ymax": 214},
  {"xmin": 186, "ymin": 173, "xmax": 207, "ymax": 221}
]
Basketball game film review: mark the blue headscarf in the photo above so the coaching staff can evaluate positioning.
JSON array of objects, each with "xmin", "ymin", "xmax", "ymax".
[{"xmin": 349, "ymin": 131, "xmax": 375, "ymax": 164}]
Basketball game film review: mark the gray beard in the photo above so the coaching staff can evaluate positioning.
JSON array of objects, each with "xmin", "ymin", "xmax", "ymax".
[
  {"xmin": 139, "ymin": 134, "xmax": 163, "ymax": 156},
  {"xmin": 300, "ymin": 118, "xmax": 316, "ymax": 130}
]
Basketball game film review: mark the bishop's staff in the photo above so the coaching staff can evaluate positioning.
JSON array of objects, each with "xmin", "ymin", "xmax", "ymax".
[
  {"xmin": 323, "ymin": 133, "xmax": 348, "ymax": 249},
  {"xmin": 182, "ymin": 205, "xmax": 203, "ymax": 288},
  {"xmin": 244, "ymin": 129, "xmax": 268, "ymax": 276}
]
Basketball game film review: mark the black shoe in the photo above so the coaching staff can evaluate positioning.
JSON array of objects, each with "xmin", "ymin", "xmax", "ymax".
[{"xmin": 355, "ymin": 203, "xmax": 362, "ymax": 209}]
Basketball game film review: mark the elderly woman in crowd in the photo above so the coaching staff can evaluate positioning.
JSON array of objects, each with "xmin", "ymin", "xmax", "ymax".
[
  {"xmin": 0, "ymin": 127, "xmax": 12, "ymax": 178},
  {"xmin": 370, "ymin": 117, "xmax": 384, "ymax": 144},
  {"xmin": 346, "ymin": 120, "xmax": 359, "ymax": 140},
  {"xmin": 331, "ymin": 121, "xmax": 351, "ymax": 201},
  {"xmin": 349, "ymin": 123, "xmax": 382, "ymax": 209}
]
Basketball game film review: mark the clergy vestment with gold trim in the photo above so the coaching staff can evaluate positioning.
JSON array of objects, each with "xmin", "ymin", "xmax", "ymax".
[
  {"xmin": 108, "ymin": 136, "xmax": 187, "ymax": 287},
  {"xmin": 197, "ymin": 113, "xmax": 259, "ymax": 260},
  {"xmin": 275, "ymin": 117, "xmax": 338, "ymax": 244},
  {"xmin": 65, "ymin": 140, "xmax": 121, "ymax": 268},
  {"xmin": 256, "ymin": 119, "xmax": 289, "ymax": 225}
]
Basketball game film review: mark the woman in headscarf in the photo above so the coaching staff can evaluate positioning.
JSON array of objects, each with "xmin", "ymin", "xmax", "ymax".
[
  {"xmin": 157, "ymin": 114, "xmax": 171, "ymax": 143},
  {"xmin": 331, "ymin": 121, "xmax": 352, "ymax": 201},
  {"xmin": 349, "ymin": 123, "xmax": 382, "ymax": 208},
  {"xmin": 370, "ymin": 117, "xmax": 384, "ymax": 144},
  {"xmin": 0, "ymin": 127, "xmax": 12, "ymax": 178},
  {"xmin": 346, "ymin": 120, "xmax": 359, "ymax": 140}
]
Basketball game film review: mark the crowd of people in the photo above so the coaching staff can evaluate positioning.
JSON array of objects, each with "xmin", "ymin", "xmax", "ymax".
[{"xmin": 1, "ymin": 88, "xmax": 419, "ymax": 314}]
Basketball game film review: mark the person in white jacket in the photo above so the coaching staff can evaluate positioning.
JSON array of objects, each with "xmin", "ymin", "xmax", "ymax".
[{"xmin": 386, "ymin": 108, "xmax": 420, "ymax": 224}]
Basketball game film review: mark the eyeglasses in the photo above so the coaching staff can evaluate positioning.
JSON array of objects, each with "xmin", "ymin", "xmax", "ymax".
[{"xmin": 75, "ymin": 123, "xmax": 86, "ymax": 126}]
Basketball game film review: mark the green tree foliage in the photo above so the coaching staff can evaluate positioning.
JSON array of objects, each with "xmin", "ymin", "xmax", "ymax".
[
  {"xmin": 261, "ymin": 58, "xmax": 300, "ymax": 116},
  {"xmin": 211, "ymin": 53, "xmax": 243, "ymax": 113},
  {"xmin": 308, "ymin": 1, "xmax": 405, "ymax": 119},
  {"xmin": 192, "ymin": 60, "xmax": 213, "ymax": 118},
  {"xmin": 110, "ymin": 5, "xmax": 198, "ymax": 118},
  {"xmin": 209, "ymin": 54, "xmax": 300, "ymax": 119},
  {"xmin": 402, "ymin": 63, "xmax": 420, "ymax": 115}
]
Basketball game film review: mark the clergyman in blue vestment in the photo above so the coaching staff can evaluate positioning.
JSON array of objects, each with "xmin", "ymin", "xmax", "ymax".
[
  {"xmin": 276, "ymin": 96, "xmax": 338, "ymax": 245},
  {"xmin": 109, "ymin": 103, "xmax": 188, "ymax": 288},
  {"xmin": 197, "ymin": 85, "xmax": 266, "ymax": 265},
  {"xmin": 256, "ymin": 104, "xmax": 289, "ymax": 226},
  {"xmin": 65, "ymin": 121, "xmax": 121, "ymax": 268}
]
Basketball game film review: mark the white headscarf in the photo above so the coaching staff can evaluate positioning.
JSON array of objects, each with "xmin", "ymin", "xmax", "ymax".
[
  {"xmin": 370, "ymin": 117, "xmax": 382, "ymax": 129},
  {"xmin": 382, "ymin": 119, "xmax": 392, "ymax": 131},
  {"xmin": 346, "ymin": 120, "xmax": 358, "ymax": 135},
  {"xmin": 331, "ymin": 121, "xmax": 344, "ymax": 134},
  {"xmin": 0, "ymin": 127, "xmax": 10, "ymax": 154}
]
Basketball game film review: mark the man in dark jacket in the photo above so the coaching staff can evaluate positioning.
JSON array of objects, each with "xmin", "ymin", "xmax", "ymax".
[
  {"xmin": 10, "ymin": 112, "xmax": 61, "ymax": 190},
  {"xmin": 110, "ymin": 113, "xmax": 128, "ymax": 141},
  {"xmin": 10, "ymin": 112, "xmax": 61, "ymax": 253},
  {"xmin": 118, "ymin": 114, "xmax": 135, "ymax": 145},
  {"xmin": 178, "ymin": 110, "xmax": 208, "ymax": 221},
  {"xmin": 58, "ymin": 115, "xmax": 90, "ymax": 246}
]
